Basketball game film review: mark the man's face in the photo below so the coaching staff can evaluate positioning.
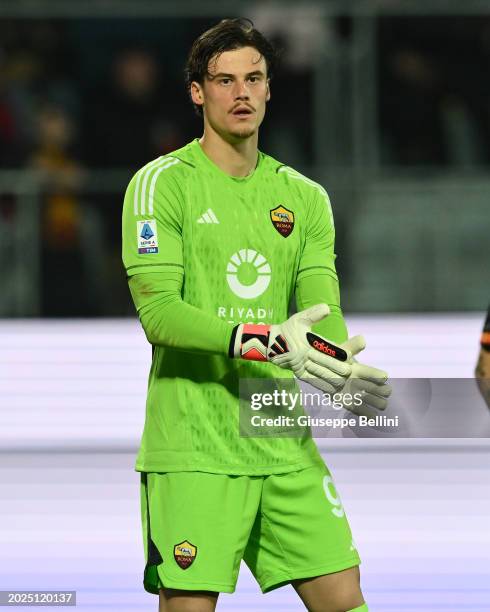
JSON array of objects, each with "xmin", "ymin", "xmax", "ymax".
[{"xmin": 191, "ymin": 46, "xmax": 270, "ymax": 142}]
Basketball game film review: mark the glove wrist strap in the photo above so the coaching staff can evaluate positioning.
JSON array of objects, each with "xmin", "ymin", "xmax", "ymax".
[{"xmin": 230, "ymin": 323, "xmax": 271, "ymax": 361}]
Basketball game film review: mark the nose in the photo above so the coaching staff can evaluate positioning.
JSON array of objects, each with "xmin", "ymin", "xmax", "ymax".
[{"xmin": 234, "ymin": 79, "xmax": 250, "ymax": 100}]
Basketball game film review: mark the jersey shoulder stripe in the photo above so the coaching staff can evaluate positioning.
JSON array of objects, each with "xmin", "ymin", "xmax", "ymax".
[
  {"xmin": 132, "ymin": 156, "xmax": 181, "ymax": 216},
  {"xmin": 278, "ymin": 165, "xmax": 328, "ymax": 196},
  {"xmin": 277, "ymin": 166, "xmax": 333, "ymax": 223}
]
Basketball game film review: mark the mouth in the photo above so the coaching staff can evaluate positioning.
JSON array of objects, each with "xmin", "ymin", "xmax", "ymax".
[{"xmin": 231, "ymin": 107, "xmax": 254, "ymax": 117}]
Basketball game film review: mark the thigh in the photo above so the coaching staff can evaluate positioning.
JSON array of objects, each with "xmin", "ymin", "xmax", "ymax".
[
  {"xmin": 243, "ymin": 461, "xmax": 361, "ymax": 594},
  {"xmin": 293, "ymin": 566, "xmax": 365, "ymax": 612},
  {"xmin": 158, "ymin": 587, "xmax": 218, "ymax": 612},
  {"xmin": 141, "ymin": 471, "xmax": 262, "ymax": 595}
]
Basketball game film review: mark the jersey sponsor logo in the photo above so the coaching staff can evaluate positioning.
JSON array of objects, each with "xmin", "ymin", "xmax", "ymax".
[
  {"xmin": 173, "ymin": 540, "xmax": 197, "ymax": 569},
  {"xmin": 197, "ymin": 208, "xmax": 219, "ymax": 224},
  {"xmin": 217, "ymin": 306, "xmax": 274, "ymax": 326},
  {"xmin": 226, "ymin": 249, "xmax": 271, "ymax": 299},
  {"xmin": 270, "ymin": 205, "xmax": 295, "ymax": 237},
  {"xmin": 137, "ymin": 220, "xmax": 159, "ymax": 254},
  {"xmin": 306, "ymin": 332, "xmax": 348, "ymax": 362}
]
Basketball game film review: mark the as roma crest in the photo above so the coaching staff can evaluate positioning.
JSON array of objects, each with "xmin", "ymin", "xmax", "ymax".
[
  {"xmin": 173, "ymin": 540, "xmax": 197, "ymax": 570},
  {"xmin": 270, "ymin": 205, "xmax": 295, "ymax": 237}
]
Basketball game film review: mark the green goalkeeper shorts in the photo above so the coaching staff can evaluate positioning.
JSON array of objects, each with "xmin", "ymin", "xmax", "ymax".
[{"xmin": 140, "ymin": 461, "xmax": 361, "ymax": 595}]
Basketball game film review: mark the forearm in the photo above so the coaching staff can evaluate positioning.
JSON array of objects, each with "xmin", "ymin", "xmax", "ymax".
[
  {"xmin": 295, "ymin": 273, "xmax": 348, "ymax": 344},
  {"xmin": 128, "ymin": 272, "xmax": 232, "ymax": 355}
]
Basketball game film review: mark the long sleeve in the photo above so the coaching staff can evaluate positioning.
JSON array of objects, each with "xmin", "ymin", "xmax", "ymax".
[
  {"xmin": 123, "ymin": 157, "xmax": 232, "ymax": 355},
  {"xmin": 128, "ymin": 270, "xmax": 233, "ymax": 355},
  {"xmin": 295, "ymin": 182, "xmax": 348, "ymax": 344},
  {"xmin": 295, "ymin": 273, "xmax": 348, "ymax": 344}
]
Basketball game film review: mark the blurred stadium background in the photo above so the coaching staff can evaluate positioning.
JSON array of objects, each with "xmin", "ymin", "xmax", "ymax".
[{"xmin": 0, "ymin": 1, "xmax": 489, "ymax": 611}]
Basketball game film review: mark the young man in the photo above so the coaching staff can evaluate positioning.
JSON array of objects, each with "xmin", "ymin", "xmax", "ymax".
[{"xmin": 122, "ymin": 19, "xmax": 389, "ymax": 612}]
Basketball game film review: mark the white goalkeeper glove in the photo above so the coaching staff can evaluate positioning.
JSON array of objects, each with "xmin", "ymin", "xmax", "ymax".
[
  {"xmin": 340, "ymin": 335, "xmax": 392, "ymax": 417},
  {"xmin": 229, "ymin": 303, "xmax": 353, "ymax": 394}
]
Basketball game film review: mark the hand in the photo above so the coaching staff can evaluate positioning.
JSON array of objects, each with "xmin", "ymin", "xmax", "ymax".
[
  {"xmin": 232, "ymin": 304, "xmax": 353, "ymax": 394},
  {"xmin": 340, "ymin": 335, "xmax": 392, "ymax": 417}
]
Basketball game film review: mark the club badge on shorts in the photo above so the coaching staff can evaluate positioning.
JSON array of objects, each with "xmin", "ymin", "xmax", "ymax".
[
  {"xmin": 270, "ymin": 205, "xmax": 295, "ymax": 237},
  {"xmin": 173, "ymin": 540, "xmax": 197, "ymax": 569}
]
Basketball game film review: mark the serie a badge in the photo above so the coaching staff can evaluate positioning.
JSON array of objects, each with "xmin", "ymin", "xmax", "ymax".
[
  {"xmin": 173, "ymin": 540, "xmax": 197, "ymax": 569},
  {"xmin": 270, "ymin": 205, "xmax": 295, "ymax": 237}
]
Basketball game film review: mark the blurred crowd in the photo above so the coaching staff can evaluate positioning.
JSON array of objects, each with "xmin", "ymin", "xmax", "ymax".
[
  {"xmin": 0, "ymin": 19, "xmax": 200, "ymax": 316},
  {"xmin": 379, "ymin": 16, "xmax": 490, "ymax": 166},
  {"xmin": 0, "ymin": 15, "xmax": 489, "ymax": 316}
]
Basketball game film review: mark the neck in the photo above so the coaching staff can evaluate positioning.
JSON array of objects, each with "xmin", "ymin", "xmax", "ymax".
[{"xmin": 199, "ymin": 125, "xmax": 258, "ymax": 178}]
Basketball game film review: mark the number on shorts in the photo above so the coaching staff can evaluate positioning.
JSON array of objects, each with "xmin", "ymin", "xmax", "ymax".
[{"xmin": 323, "ymin": 474, "xmax": 345, "ymax": 518}]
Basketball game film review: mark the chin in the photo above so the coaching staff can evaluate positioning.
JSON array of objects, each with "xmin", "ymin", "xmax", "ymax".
[{"xmin": 230, "ymin": 126, "xmax": 256, "ymax": 140}]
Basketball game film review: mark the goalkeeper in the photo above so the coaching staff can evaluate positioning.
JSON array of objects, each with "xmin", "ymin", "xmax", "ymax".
[{"xmin": 122, "ymin": 18, "xmax": 390, "ymax": 612}]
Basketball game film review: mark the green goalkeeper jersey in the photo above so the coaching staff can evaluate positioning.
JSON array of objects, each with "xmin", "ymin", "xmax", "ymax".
[{"xmin": 122, "ymin": 139, "xmax": 340, "ymax": 475}]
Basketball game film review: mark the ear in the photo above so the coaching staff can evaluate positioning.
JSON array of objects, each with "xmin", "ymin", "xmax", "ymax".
[
  {"xmin": 190, "ymin": 81, "xmax": 204, "ymax": 108},
  {"xmin": 266, "ymin": 79, "xmax": 271, "ymax": 102}
]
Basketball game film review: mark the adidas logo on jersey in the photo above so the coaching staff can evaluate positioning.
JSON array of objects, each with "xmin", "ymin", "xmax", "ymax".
[{"xmin": 197, "ymin": 208, "xmax": 219, "ymax": 224}]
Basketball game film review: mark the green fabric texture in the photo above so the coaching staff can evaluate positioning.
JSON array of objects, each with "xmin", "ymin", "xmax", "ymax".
[
  {"xmin": 128, "ymin": 271, "xmax": 232, "ymax": 355},
  {"xmin": 141, "ymin": 464, "xmax": 360, "ymax": 595},
  {"xmin": 122, "ymin": 139, "xmax": 345, "ymax": 474},
  {"xmin": 295, "ymin": 273, "xmax": 348, "ymax": 344}
]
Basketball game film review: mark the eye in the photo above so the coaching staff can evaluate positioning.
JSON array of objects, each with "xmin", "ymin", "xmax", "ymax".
[
  {"xmin": 219, "ymin": 78, "xmax": 232, "ymax": 85},
  {"xmin": 248, "ymin": 76, "xmax": 259, "ymax": 83}
]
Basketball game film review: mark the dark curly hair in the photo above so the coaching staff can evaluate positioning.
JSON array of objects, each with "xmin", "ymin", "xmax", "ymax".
[{"xmin": 184, "ymin": 18, "xmax": 277, "ymax": 117}]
